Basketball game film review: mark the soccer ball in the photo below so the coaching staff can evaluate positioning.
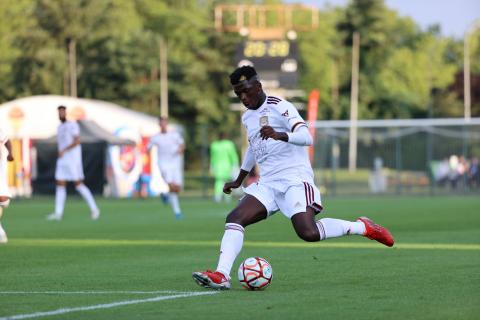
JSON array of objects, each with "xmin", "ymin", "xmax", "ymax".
[{"xmin": 238, "ymin": 257, "xmax": 273, "ymax": 290}]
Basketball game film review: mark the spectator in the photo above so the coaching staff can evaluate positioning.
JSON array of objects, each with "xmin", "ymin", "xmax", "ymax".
[{"xmin": 468, "ymin": 157, "xmax": 479, "ymax": 188}]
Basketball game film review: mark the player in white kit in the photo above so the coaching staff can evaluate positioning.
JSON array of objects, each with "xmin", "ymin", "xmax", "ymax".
[
  {"xmin": 47, "ymin": 106, "xmax": 100, "ymax": 220},
  {"xmin": 148, "ymin": 117, "xmax": 185, "ymax": 219},
  {"xmin": 193, "ymin": 66, "xmax": 394, "ymax": 290},
  {"xmin": 0, "ymin": 129, "xmax": 14, "ymax": 243}
]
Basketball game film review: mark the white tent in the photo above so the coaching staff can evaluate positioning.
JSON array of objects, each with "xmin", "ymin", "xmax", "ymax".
[
  {"xmin": 0, "ymin": 95, "xmax": 174, "ymax": 198},
  {"xmin": 0, "ymin": 95, "xmax": 160, "ymax": 141}
]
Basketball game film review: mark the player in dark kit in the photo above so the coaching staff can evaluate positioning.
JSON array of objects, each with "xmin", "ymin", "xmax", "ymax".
[{"xmin": 193, "ymin": 66, "xmax": 394, "ymax": 290}]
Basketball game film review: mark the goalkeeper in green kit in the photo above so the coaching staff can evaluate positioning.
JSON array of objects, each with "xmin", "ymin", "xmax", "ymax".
[{"xmin": 210, "ymin": 133, "xmax": 239, "ymax": 203}]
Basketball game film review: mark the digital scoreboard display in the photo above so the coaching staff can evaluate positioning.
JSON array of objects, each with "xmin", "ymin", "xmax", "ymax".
[{"xmin": 234, "ymin": 40, "xmax": 298, "ymax": 89}]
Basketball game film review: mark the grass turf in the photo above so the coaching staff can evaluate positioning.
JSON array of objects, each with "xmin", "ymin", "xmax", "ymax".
[{"xmin": 0, "ymin": 195, "xmax": 479, "ymax": 319}]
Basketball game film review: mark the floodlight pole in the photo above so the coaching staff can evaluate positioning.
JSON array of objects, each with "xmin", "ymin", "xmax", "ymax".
[
  {"xmin": 159, "ymin": 36, "xmax": 169, "ymax": 118},
  {"xmin": 464, "ymin": 29, "xmax": 471, "ymax": 120},
  {"xmin": 464, "ymin": 19, "xmax": 480, "ymax": 120},
  {"xmin": 68, "ymin": 39, "xmax": 77, "ymax": 97},
  {"xmin": 348, "ymin": 32, "xmax": 360, "ymax": 173}
]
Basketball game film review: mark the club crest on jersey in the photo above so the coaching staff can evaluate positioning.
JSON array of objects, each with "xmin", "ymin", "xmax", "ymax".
[
  {"xmin": 281, "ymin": 109, "xmax": 289, "ymax": 117},
  {"xmin": 259, "ymin": 116, "xmax": 269, "ymax": 127}
]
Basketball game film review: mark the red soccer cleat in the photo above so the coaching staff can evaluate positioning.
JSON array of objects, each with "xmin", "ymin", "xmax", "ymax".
[
  {"xmin": 192, "ymin": 270, "xmax": 231, "ymax": 290},
  {"xmin": 357, "ymin": 217, "xmax": 395, "ymax": 247}
]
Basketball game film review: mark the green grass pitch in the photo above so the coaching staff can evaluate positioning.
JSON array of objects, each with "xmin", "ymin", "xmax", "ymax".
[{"xmin": 0, "ymin": 195, "xmax": 479, "ymax": 319}]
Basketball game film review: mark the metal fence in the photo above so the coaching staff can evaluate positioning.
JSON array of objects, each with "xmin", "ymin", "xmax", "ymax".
[{"xmin": 312, "ymin": 118, "xmax": 480, "ymax": 196}]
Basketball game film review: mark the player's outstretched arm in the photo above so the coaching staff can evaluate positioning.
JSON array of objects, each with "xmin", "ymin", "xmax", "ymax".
[
  {"xmin": 285, "ymin": 126, "xmax": 313, "ymax": 146},
  {"xmin": 223, "ymin": 169, "xmax": 249, "ymax": 194}
]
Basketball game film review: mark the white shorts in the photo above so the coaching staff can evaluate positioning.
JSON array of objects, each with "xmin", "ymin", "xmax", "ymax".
[
  {"xmin": 243, "ymin": 181, "xmax": 323, "ymax": 219},
  {"xmin": 55, "ymin": 159, "xmax": 84, "ymax": 181},
  {"xmin": 160, "ymin": 167, "xmax": 182, "ymax": 186}
]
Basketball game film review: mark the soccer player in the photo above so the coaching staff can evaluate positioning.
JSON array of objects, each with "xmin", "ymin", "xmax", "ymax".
[
  {"xmin": 192, "ymin": 66, "xmax": 394, "ymax": 290},
  {"xmin": 47, "ymin": 106, "xmax": 100, "ymax": 221},
  {"xmin": 210, "ymin": 132, "xmax": 239, "ymax": 203},
  {"xmin": 0, "ymin": 129, "xmax": 14, "ymax": 243},
  {"xmin": 148, "ymin": 117, "xmax": 185, "ymax": 219}
]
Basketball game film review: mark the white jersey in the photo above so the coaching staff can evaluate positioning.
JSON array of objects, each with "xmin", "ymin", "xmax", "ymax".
[
  {"xmin": 242, "ymin": 95, "xmax": 313, "ymax": 185},
  {"xmin": 56, "ymin": 121, "xmax": 84, "ymax": 181},
  {"xmin": 0, "ymin": 129, "xmax": 11, "ymax": 197},
  {"xmin": 57, "ymin": 121, "xmax": 82, "ymax": 164},
  {"xmin": 148, "ymin": 131, "xmax": 184, "ymax": 170}
]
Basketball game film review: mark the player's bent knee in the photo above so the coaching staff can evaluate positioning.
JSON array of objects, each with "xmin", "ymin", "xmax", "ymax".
[
  {"xmin": 0, "ymin": 199, "xmax": 11, "ymax": 208},
  {"xmin": 225, "ymin": 207, "xmax": 256, "ymax": 227},
  {"xmin": 297, "ymin": 229, "xmax": 320, "ymax": 242},
  {"xmin": 225, "ymin": 209, "xmax": 243, "ymax": 225}
]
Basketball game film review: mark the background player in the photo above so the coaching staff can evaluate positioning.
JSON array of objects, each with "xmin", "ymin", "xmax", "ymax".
[
  {"xmin": 148, "ymin": 117, "xmax": 185, "ymax": 219},
  {"xmin": 210, "ymin": 132, "xmax": 239, "ymax": 203},
  {"xmin": 193, "ymin": 66, "xmax": 394, "ymax": 290},
  {"xmin": 47, "ymin": 106, "xmax": 100, "ymax": 221},
  {"xmin": 0, "ymin": 129, "xmax": 14, "ymax": 243}
]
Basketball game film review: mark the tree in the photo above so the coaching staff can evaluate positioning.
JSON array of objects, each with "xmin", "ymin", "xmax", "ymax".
[{"xmin": 0, "ymin": 1, "xmax": 38, "ymax": 101}]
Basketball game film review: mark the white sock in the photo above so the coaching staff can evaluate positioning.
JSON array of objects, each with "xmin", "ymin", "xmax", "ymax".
[
  {"xmin": 169, "ymin": 193, "xmax": 181, "ymax": 214},
  {"xmin": 316, "ymin": 218, "xmax": 366, "ymax": 240},
  {"xmin": 55, "ymin": 185, "xmax": 67, "ymax": 217},
  {"xmin": 75, "ymin": 184, "xmax": 98, "ymax": 213},
  {"xmin": 216, "ymin": 223, "xmax": 244, "ymax": 279}
]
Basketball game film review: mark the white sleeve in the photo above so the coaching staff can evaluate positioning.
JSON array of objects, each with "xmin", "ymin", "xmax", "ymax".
[
  {"xmin": 147, "ymin": 136, "xmax": 155, "ymax": 150},
  {"xmin": 286, "ymin": 126, "xmax": 313, "ymax": 146},
  {"xmin": 278, "ymin": 101, "xmax": 307, "ymax": 132},
  {"xmin": 240, "ymin": 145, "xmax": 255, "ymax": 172},
  {"xmin": 71, "ymin": 122, "xmax": 80, "ymax": 137},
  {"xmin": 176, "ymin": 132, "xmax": 185, "ymax": 145}
]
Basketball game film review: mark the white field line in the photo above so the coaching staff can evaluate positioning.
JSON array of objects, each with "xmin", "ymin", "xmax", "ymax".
[
  {"xmin": 0, "ymin": 291, "xmax": 179, "ymax": 295},
  {"xmin": 0, "ymin": 291, "xmax": 218, "ymax": 320}
]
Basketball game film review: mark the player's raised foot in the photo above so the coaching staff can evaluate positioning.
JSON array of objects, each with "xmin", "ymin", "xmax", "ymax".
[
  {"xmin": 0, "ymin": 224, "xmax": 7, "ymax": 244},
  {"xmin": 357, "ymin": 217, "xmax": 394, "ymax": 247},
  {"xmin": 192, "ymin": 270, "xmax": 231, "ymax": 290},
  {"xmin": 46, "ymin": 213, "xmax": 62, "ymax": 221},
  {"xmin": 175, "ymin": 212, "xmax": 183, "ymax": 220},
  {"xmin": 91, "ymin": 209, "xmax": 100, "ymax": 220}
]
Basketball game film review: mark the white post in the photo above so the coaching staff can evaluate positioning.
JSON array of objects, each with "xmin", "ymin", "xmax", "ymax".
[
  {"xmin": 464, "ymin": 30, "xmax": 471, "ymax": 120},
  {"xmin": 464, "ymin": 19, "xmax": 480, "ymax": 120},
  {"xmin": 69, "ymin": 39, "xmax": 77, "ymax": 97},
  {"xmin": 159, "ymin": 36, "xmax": 168, "ymax": 118},
  {"xmin": 348, "ymin": 32, "xmax": 360, "ymax": 173}
]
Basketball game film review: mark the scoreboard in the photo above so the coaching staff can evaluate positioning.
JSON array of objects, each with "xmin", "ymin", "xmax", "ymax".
[{"xmin": 234, "ymin": 40, "xmax": 299, "ymax": 89}]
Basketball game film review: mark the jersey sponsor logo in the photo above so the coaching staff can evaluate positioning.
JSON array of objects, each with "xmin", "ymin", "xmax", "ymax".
[
  {"xmin": 267, "ymin": 96, "xmax": 281, "ymax": 105},
  {"xmin": 259, "ymin": 116, "xmax": 269, "ymax": 127},
  {"xmin": 281, "ymin": 109, "xmax": 289, "ymax": 117}
]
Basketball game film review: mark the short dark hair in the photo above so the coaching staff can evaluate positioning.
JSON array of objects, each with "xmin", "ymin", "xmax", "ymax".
[
  {"xmin": 57, "ymin": 105, "xmax": 67, "ymax": 110},
  {"xmin": 159, "ymin": 116, "xmax": 168, "ymax": 121},
  {"xmin": 229, "ymin": 66, "xmax": 258, "ymax": 85}
]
